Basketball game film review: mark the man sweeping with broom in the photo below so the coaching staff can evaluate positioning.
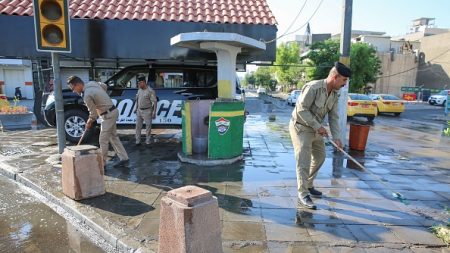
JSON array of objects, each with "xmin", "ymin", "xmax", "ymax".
[
  {"xmin": 290, "ymin": 62, "xmax": 351, "ymax": 209},
  {"xmin": 67, "ymin": 76, "xmax": 129, "ymax": 168}
]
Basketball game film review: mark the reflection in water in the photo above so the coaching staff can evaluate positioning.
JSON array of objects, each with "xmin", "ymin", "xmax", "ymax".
[
  {"xmin": 332, "ymin": 152, "xmax": 344, "ymax": 178},
  {"xmin": 295, "ymin": 209, "xmax": 314, "ymax": 225},
  {"xmin": 9, "ymin": 222, "xmax": 32, "ymax": 248},
  {"xmin": 345, "ymin": 150, "xmax": 366, "ymax": 171}
]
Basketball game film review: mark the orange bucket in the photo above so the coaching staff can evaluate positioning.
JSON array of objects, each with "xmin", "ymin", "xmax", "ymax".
[{"xmin": 349, "ymin": 124, "xmax": 370, "ymax": 151}]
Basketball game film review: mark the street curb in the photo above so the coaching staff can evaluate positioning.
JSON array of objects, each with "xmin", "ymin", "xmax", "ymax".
[{"xmin": 0, "ymin": 160, "xmax": 138, "ymax": 253}]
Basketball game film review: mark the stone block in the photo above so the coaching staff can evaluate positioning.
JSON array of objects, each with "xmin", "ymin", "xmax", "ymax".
[
  {"xmin": 158, "ymin": 185, "xmax": 222, "ymax": 253},
  {"xmin": 61, "ymin": 145, "xmax": 105, "ymax": 200}
]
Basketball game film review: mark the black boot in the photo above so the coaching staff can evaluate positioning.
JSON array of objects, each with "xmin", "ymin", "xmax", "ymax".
[
  {"xmin": 298, "ymin": 195, "xmax": 317, "ymax": 209},
  {"xmin": 308, "ymin": 187, "xmax": 322, "ymax": 197}
]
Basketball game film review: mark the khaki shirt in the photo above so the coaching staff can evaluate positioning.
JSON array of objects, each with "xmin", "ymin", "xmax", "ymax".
[
  {"xmin": 136, "ymin": 87, "xmax": 157, "ymax": 110},
  {"xmin": 83, "ymin": 81, "xmax": 113, "ymax": 120},
  {"xmin": 291, "ymin": 79, "xmax": 341, "ymax": 140}
]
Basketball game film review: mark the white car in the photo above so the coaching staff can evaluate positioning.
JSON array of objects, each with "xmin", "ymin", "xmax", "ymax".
[
  {"xmin": 428, "ymin": 90, "xmax": 449, "ymax": 106},
  {"xmin": 287, "ymin": 90, "xmax": 301, "ymax": 106},
  {"xmin": 257, "ymin": 87, "xmax": 267, "ymax": 95}
]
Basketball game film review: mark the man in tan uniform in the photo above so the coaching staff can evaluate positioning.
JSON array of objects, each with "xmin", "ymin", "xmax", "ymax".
[
  {"xmin": 290, "ymin": 62, "xmax": 351, "ymax": 209},
  {"xmin": 135, "ymin": 74, "xmax": 157, "ymax": 146},
  {"xmin": 67, "ymin": 76, "xmax": 129, "ymax": 167}
]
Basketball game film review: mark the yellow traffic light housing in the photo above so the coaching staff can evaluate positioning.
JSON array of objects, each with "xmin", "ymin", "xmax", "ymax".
[{"xmin": 33, "ymin": 0, "xmax": 71, "ymax": 52}]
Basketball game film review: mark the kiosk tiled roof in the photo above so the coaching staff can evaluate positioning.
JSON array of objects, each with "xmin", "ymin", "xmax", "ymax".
[{"xmin": 0, "ymin": 0, "xmax": 277, "ymax": 25}]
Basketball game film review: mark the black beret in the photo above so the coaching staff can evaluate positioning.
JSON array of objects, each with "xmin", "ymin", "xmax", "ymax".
[
  {"xmin": 137, "ymin": 74, "xmax": 146, "ymax": 82},
  {"xmin": 334, "ymin": 62, "xmax": 351, "ymax": 78}
]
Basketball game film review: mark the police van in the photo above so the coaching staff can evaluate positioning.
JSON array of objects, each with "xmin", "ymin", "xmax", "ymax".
[{"xmin": 44, "ymin": 64, "xmax": 243, "ymax": 142}]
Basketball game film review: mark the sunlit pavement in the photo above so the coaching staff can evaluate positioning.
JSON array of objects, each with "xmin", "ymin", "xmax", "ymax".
[{"xmin": 0, "ymin": 96, "xmax": 449, "ymax": 252}]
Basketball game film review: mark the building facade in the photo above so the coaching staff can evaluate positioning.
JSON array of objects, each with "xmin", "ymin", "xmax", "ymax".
[{"xmin": 416, "ymin": 31, "xmax": 450, "ymax": 89}]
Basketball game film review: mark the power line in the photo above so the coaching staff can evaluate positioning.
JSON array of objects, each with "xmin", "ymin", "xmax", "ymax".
[
  {"xmin": 264, "ymin": 0, "xmax": 309, "ymax": 44},
  {"xmin": 265, "ymin": 0, "xmax": 324, "ymax": 44},
  {"xmin": 282, "ymin": 0, "xmax": 309, "ymax": 37},
  {"xmin": 282, "ymin": 0, "xmax": 324, "ymax": 37}
]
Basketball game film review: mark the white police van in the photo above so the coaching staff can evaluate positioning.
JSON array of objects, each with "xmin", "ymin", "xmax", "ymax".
[{"xmin": 44, "ymin": 64, "xmax": 243, "ymax": 142}]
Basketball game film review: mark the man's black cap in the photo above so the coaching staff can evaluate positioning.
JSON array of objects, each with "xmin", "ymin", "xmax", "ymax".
[
  {"xmin": 334, "ymin": 62, "xmax": 351, "ymax": 78},
  {"xmin": 137, "ymin": 74, "xmax": 146, "ymax": 82}
]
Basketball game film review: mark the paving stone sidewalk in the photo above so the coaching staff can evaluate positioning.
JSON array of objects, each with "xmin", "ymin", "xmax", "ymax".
[{"xmin": 0, "ymin": 113, "xmax": 449, "ymax": 253}]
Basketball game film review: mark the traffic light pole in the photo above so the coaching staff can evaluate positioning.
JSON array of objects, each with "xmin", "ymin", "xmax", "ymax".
[{"xmin": 52, "ymin": 52, "xmax": 66, "ymax": 153}]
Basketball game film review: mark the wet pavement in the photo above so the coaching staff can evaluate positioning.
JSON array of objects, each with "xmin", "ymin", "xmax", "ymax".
[
  {"xmin": 0, "ymin": 176, "xmax": 107, "ymax": 253},
  {"xmin": 0, "ymin": 95, "xmax": 449, "ymax": 252}
]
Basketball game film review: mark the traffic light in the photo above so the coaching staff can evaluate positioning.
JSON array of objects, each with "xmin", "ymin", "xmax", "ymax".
[{"xmin": 33, "ymin": 0, "xmax": 71, "ymax": 52}]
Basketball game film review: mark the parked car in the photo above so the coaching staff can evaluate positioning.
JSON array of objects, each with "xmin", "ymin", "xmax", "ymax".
[
  {"xmin": 44, "ymin": 64, "xmax": 243, "ymax": 142},
  {"xmin": 347, "ymin": 93, "xmax": 378, "ymax": 122},
  {"xmin": 369, "ymin": 94, "xmax": 405, "ymax": 116},
  {"xmin": 428, "ymin": 90, "xmax": 449, "ymax": 106},
  {"xmin": 287, "ymin": 90, "xmax": 301, "ymax": 106},
  {"xmin": 256, "ymin": 87, "xmax": 267, "ymax": 95}
]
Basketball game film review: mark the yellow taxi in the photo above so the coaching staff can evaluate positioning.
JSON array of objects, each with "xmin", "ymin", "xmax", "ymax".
[
  {"xmin": 369, "ymin": 94, "xmax": 405, "ymax": 116},
  {"xmin": 347, "ymin": 93, "xmax": 378, "ymax": 122}
]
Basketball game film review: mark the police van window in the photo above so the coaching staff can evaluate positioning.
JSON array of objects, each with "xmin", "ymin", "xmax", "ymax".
[
  {"xmin": 185, "ymin": 70, "xmax": 216, "ymax": 88},
  {"xmin": 115, "ymin": 71, "xmax": 148, "ymax": 88},
  {"xmin": 165, "ymin": 73, "xmax": 183, "ymax": 88},
  {"xmin": 154, "ymin": 71, "xmax": 183, "ymax": 88},
  {"xmin": 205, "ymin": 71, "xmax": 216, "ymax": 87}
]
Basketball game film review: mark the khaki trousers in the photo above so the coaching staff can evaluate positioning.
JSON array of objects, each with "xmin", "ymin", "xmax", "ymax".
[
  {"xmin": 99, "ymin": 109, "xmax": 128, "ymax": 163},
  {"xmin": 135, "ymin": 108, "xmax": 153, "ymax": 144},
  {"xmin": 289, "ymin": 120, "xmax": 326, "ymax": 198}
]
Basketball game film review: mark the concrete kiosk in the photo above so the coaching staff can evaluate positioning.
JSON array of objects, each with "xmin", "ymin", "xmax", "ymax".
[{"xmin": 172, "ymin": 32, "xmax": 265, "ymax": 163}]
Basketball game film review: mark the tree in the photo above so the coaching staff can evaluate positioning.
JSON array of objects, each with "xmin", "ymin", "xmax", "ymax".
[
  {"xmin": 254, "ymin": 67, "xmax": 277, "ymax": 91},
  {"xmin": 306, "ymin": 39, "xmax": 340, "ymax": 80},
  {"xmin": 243, "ymin": 72, "xmax": 256, "ymax": 87},
  {"xmin": 305, "ymin": 39, "xmax": 381, "ymax": 93},
  {"xmin": 349, "ymin": 42, "xmax": 382, "ymax": 93},
  {"xmin": 274, "ymin": 42, "xmax": 303, "ymax": 90}
]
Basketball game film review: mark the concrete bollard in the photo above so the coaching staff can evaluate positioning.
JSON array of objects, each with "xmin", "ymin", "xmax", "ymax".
[
  {"xmin": 61, "ymin": 145, "xmax": 105, "ymax": 200},
  {"xmin": 158, "ymin": 185, "xmax": 222, "ymax": 253}
]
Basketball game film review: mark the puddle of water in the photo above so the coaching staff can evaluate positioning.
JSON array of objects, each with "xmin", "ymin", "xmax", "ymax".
[{"xmin": 0, "ymin": 177, "xmax": 106, "ymax": 253}]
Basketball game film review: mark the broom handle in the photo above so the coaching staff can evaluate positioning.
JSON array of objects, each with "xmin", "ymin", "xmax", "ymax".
[
  {"xmin": 77, "ymin": 130, "xmax": 86, "ymax": 146},
  {"xmin": 326, "ymin": 137, "xmax": 367, "ymax": 171}
]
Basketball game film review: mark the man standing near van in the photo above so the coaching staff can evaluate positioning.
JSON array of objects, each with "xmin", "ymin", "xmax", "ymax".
[
  {"xmin": 67, "ymin": 76, "xmax": 129, "ymax": 167},
  {"xmin": 290, "ymin": 62, "xmax": 350, "ymax": 209},
  {"xmin": 135, "ymin": 74, "xmax": 157, "ymax": 146}
]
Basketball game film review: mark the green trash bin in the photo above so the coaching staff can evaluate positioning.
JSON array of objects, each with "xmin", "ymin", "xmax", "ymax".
[{"xmin": 208, "ymin": 101, "xmax": 245, "ymax": 159}]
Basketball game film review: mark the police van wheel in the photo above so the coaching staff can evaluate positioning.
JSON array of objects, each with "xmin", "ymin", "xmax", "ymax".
[{"xmin": 64, "ymin": 110, "xmax": 90, "ymax": 143}]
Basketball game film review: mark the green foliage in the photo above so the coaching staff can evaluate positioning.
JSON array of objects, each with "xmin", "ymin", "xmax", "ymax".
[
  {"xmin": 306, "ymin": 39, "xmax": 340, "ymax": 80},
  {"xmin": 254, "ymin": 67, "xmax": 277, "ymax": 91},
  {"xmin": 305, "ymin": 39, "xmax": 381, "ymax": 93},
  {"xmin": 349, "ymin": 42, "xmax": 382, "ymax": 93},
  {"xmin": 275, "ymin": 42, "xmax": 304, "ymax": 89},
  {"xmin": 243, "ymin": 72, "xmax": 256, "ymax": 87}
]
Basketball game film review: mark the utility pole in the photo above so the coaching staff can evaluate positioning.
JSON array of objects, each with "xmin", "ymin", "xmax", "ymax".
[
  {"xmin": 338, "ymin": 0, "xmax": 353, "ymax": 143},
  {"xmin": 52, "ymin": 52, "xmax": 66, "ymax": 153}
]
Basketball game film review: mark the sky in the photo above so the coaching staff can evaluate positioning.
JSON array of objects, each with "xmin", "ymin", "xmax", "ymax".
[{"xmin": 265, "ymin": 0, "xmax": 450, "ymax": 43}]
